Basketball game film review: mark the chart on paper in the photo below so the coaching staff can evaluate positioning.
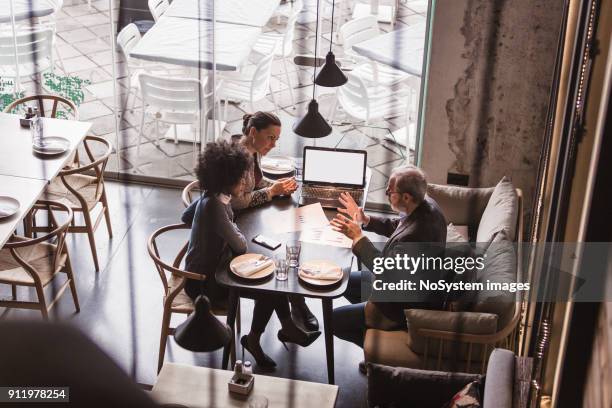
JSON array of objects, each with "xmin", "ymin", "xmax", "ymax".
[{"xmin": 270, "ymin": 203, "xmax": 329, "ymax": 234}]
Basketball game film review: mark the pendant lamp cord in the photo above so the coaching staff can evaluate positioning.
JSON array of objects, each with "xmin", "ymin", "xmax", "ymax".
[
  {"xmin": 313, "ymin": 0, "xmax": 321, "ymax": 100},
  {"xmin": 330, "ymin": 0, "xmax": 335, "ymax": 51}
]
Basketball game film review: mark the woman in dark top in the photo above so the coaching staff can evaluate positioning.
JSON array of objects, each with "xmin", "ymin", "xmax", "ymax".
[
  {"xmin": 232, "ymin": 112, "xmax": 319, "ymax": 332},
  {"xmin": 181, "ymin": 141, "xmax": 319, "ymax": 369}
]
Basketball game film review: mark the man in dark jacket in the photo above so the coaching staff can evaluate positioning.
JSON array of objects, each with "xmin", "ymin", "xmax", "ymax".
[{"xmin": 330, "ymin": 165, "xmax": 447, "ymax": 349}]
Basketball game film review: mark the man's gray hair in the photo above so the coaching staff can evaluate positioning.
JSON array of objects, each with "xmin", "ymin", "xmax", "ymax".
[{"xmin": 391, "ymin": 165, "xmax": 427, "ymax": 204}]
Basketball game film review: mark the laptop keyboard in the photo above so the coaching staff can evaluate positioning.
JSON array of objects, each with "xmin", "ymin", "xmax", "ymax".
[{"xmin": 301, "ymin": 186, "xmax": 363, "ymax": 203}]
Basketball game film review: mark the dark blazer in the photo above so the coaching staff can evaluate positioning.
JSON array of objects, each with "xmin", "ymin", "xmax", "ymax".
[
  {"xmin": 353, "ymin": 195, "xmax": 447, "ymax": 327},
  {"xmin": 181, "ymin": 194, "xmax": 247, "ymax": 302}
]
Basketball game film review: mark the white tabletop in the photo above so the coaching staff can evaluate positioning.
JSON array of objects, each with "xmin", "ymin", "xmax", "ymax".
[
  {"xmin": 351, "ymin": 23, "xmax": 426, "ymax": 77},
  {"xmin": 0, "ymin": 0, "xmax": 61, "ymax": 23},
  {"xmin": 152, "ymin": 363, "xmax": 339, "ymax": 408},
  {"xmin": 0, "ymin": 113, "xmax": 91, "ymax": 181},
  {"xmin": 130, "ymin": 17, "xmax": 261, "ymax": 70},
  {"xmin": 0, "ymin": 175, "xmax": 47, "ymax": 248},
  {"xmin": 165, "ymin": 0, "xmax": 280, "ymax": 27}
]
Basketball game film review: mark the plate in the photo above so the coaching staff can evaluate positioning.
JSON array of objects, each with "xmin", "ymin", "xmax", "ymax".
[
  {"xmin": 298, "ymin": 260, "xmax": 343, "ymax": 286},
  {"xmin": 260, "ymin": 155, "xmax": 295, "ymax": 175},
  {"xmin": 229, "ymin": 253, "xmax": 275, "ymax": 280},
  {"xmin": 0, "ymin": 196, "xmax": 20, "ymax": 219},
  {"xmin": 32, "ymin": 136, "xmax": 70, "ymax": 156}
]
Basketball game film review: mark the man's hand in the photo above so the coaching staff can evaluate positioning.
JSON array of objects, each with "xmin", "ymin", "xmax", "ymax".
[
  {"xmin": 270, "ymin": 177, "xmax": 298, "ymax": 196},
  {"xmin": 337, "ymin": 192, "xmax": 370, "ymax": 225},
  {"xmin": 331, "ymin": 213, "xmax": 364, "ymax": 242}
]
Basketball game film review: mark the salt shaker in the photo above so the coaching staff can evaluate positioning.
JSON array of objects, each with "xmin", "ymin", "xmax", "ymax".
[{"xmin": 243, "ymin": 361, "xmax": 253, "ymax": 376}]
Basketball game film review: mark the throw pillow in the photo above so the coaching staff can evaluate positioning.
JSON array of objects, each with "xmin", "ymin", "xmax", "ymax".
[
  {"xmin": 476, "ymin": 177, "xmax": 518, "ymax": 247},
  {"xmin": 442, "ymin": 380, "xmax": 482, "ymax": 408}
]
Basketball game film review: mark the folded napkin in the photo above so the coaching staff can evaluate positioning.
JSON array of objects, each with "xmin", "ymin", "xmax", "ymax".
[
  {"xmin": 261, "ymin": 158, "xmax": 293, "ymax": 172},
  {"xmin": 299, "ymin": 265, "xmax": 342, "ymax": 281},
  {"xmin": 33, "ymin": 139, "xmax": 67, "ymax": 153},
  {"xmin": 232, "ymin": 258, "xmax": 273, "ymax": 277}
]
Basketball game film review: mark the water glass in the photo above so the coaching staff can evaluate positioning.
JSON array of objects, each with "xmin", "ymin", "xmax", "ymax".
[
  {"xmin": 30, "ymin": 115, "xmax": 43, "ymax": 146},
  {"xmin": 248, "ymin": 396, "xmax": 269, "ymax": 408},
  {"xmin": 286, "ymin": 240, "xmax": 301, "ymax": 267},
  {"xmin": 274, "ymin": 258, "xmax": 288, "ymax": 281}
]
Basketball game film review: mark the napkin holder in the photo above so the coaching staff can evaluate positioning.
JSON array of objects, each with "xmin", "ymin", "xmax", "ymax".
[
  {"xmin": 20, "ymin": 117, "xmax": 33, "ymax": 128},
  {"xmin": 228, "ymin": 373, "xmax": 254, "ymax": 395}
]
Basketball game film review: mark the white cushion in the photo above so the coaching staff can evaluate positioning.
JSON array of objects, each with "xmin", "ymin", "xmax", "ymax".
[
  {"xmin": 447, "ymin": 223, "xmax": 469, "ymax": 243},
  {"xmin": 476, "ymin": 177, "xmax": 518, "ymax": 245}
]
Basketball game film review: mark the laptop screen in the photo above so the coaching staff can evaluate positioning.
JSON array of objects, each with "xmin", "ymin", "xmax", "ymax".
[{"xmin": 303, "ymin": 147, "xmax": 366, "ymax": 187}]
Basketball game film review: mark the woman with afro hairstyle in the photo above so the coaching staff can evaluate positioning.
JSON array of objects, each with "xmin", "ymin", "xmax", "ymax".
[{"xmin": 181, "ymin": 141, "xmax": 319, "ymax": 369}]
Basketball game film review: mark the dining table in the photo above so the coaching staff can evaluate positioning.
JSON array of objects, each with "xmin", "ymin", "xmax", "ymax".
[
  {"xmin": 0, "ymin": 112, "xmax": 91, "ymax": 248},
  {"xmin": 164, "ymin": 0, "xmax": 280, "ymax": 27},
  {"xmin": 0, "ymin": 0, "xmax": 61, "ymax": 23}
]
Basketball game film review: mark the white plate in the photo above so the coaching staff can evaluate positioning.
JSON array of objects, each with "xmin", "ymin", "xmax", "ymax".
[
  {"xmin": 261, "ymin": 155, "xmax": 295, "ymax": 175},
  {"xmin": 32, "ymin": 136, "xmax": 70, "ymax": 156},
  {"xmin": 298, "ymin": 260, "xmax": 343, "ymax": 286},
  {"xmin": 229, "ymin": 253, "xmax": 275, "ymax": 280},
  {"xmin": 0, "ymin": 196, "xmax": 20, "ymax": 219}
]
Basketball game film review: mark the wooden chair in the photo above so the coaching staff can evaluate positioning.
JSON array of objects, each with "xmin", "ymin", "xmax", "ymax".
[
  {"xmin": 147, "ymin": 224, "xmax": 240, "ymax": 372},
  {"xmin": 30, "ymin": 136, "xmax": 113, "ymax": 271},
  {"xmin": 181, "ymin": 181, "xmax": 201, "ymax": 208},
  {"xmin": 3, "ymin": 94, "xmax": 79, "ymax": 119},
  {"xmin": 0, "ymin": 200, "xmax": 79, "ymax": 319}
]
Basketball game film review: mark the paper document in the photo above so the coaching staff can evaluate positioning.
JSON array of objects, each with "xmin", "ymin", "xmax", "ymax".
[
  {"xmin": 270, "ymin": 203, "xmax": 329, "ymax": 234},
  {"xmin": 300, "ymin": 226, "xmax": 353, "ymax": 249}
]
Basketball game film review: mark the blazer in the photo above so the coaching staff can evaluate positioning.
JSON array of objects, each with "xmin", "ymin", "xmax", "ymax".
[{"xmin": 353, "ymin": 195, "xmax": 448, "ymax": 327}]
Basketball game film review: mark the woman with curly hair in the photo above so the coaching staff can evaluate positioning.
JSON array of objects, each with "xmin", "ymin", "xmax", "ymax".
[
  {"xmin": 181, "ymin": 141, "xmax": 319, "ymax": 369},
  {"xmin": 232, "ymin": 111, "xmax": 319, "ymax": 332}
]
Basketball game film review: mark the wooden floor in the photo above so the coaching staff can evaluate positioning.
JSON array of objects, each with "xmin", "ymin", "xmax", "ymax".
[{"xmin": 0, "ymin": 181, "xmax": 368, "ymax": 408}]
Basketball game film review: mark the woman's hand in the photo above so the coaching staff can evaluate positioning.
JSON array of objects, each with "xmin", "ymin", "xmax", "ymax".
[
  {"xmin": 270, "ymin": 177, "xmax": 298, "ymax": 196},
  {"xmin": 337, "ymin": 192, "xmax": 370, "ymax": 225},
  {"xmin": 331, "ymin": 213, "xmax": 364, "ymax": 243}
]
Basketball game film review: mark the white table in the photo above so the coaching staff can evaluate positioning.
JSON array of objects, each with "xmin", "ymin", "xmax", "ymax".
[
  {"xmin": 351, "ymin": 23, "xmax": 426, "ymax": 77},
  {"xmin": 0, "ymin": 0, "xmax": 60, "ymax": 23},
  {"xmin": 0, "ymin": 113, "xmax": 91, "ymax": 181},
  {"xmin": 352, "ymin": 0, "xmax": 400, "ymax": 24},
  {"xmin": 165, "ymin": 0, "xmax": 280, "ymax": 27},
  {"xmin": 0, "ymin": 175, "xmax": 47, "ymax": 248},
  {"xmin": 130, "ymin": 17, "xmax": 261, "ymax": 71},
  {"xmin": 152, "ymin": 363, "xmax": 339, "ymax": 408}
]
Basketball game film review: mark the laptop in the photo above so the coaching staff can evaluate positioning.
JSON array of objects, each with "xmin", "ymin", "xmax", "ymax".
[{"xmin": 298, "ymin": 146, "xmax": 368, "ymax": 209}]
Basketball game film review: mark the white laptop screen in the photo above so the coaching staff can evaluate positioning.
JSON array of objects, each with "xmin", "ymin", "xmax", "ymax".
[{"xmin": 303, "ymin": 148, "xmax": 366, "ymax": 187}]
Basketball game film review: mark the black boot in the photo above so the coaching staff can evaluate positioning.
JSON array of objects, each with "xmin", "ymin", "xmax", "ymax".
[{"xmin": 290, "ymin": 296, "xmax": 319, "ymax": 331}]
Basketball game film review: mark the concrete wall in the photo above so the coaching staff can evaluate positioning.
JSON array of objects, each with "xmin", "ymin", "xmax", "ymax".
[{"xmin": 420, "ymin": 0, "xmax": 564, "ymax": 225}]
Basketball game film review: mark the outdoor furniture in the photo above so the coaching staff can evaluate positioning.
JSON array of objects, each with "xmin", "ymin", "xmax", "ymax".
[
  {"xmin": 352, "ymin": 0, "xmax": 400, "ymax": 25},
  {"xmin": 32, "ymin": 136, "xmax": 113, "ymax": 272},
  {"xmin": 164, "ymin": 0, "xmax": 281, "ymax": 27},
  {"xmin": 218, "ymin": 52, "xmax": 278, "ymax": 116},
  {"xmin": 0, "ymin": 0, "xmax": 60, "ymax": 23},
  {"xmin": 339, "ymin": 16, "xmax": 410, "ymax": 86},
  {"xmin": 152, "ymin": 363, "xmax": 339, "ymax": 407},
  {"xmin": 0, "ymin": 200, "xmax": 79, "ymax": 319},
  {"xmin": 148, "ymin": 0, "xmax": 169, "ymax": 22},
  {"xmin": 330, "ymin": 72, "xmax": 408, "ymax": 125},
  {"xmin": 147, "ymin": 224, "xmax": 240, "ymax": 373},
  {"xmin": 0, "ymin": 28, "xmax": 54, "ymax": 93},
  {"xmin": 252, "ymin": 11, "xmax": 299, "ymax": 106}
]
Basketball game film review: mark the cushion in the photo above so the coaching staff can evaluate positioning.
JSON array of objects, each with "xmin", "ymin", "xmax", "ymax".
[
  {"xmin": 482, "ymin": 349, "xmax": 515, "ymax": 408},
  {"xmin": 447, "ymin": 223, "xmax": 469, "ymax": 243},
  {"xmin": 472, "ymin": 231, "xmax": 517, "ymax": 328},
  {"xmin": 405, "ymin": 309, "xmax": 498, "ymax": 355},
  {"xmin": 367, "ymin": 363, "xmax": 482, "ymax": 408},
  {"xmin": 364, "ymin": 329, "xmax": 422, "ymax": 368},
  {"xmin": 476, "ymin": 177, "xmax": 518, "ymax": 246},
  {"xmin": 442, "ymin": 380, "xmax": 482, "ymax": 408}
]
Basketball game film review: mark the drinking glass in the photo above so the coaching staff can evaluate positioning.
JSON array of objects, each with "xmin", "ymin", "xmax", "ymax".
[
  {"xmin": 248, "ymin": 396, "xmax": 269, "ymax": 408},
  {"xmin": 285, "ymin": 240, "xmax": 301, "ymax": 267},
  {"xmin": 274, "ymin": 258, "xmax": 288, "ymax": 281}
]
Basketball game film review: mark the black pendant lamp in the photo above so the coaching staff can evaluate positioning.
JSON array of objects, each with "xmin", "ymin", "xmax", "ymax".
[
  {"xmin": 293, "ymin": 0, "xmax": 333, "ymax": 138},
  {"xmin": 174, "ymin": 294, "xmax": 232, "ymax": 352},
  {"xmin": 314, "ymin": 0, "xmax": 347, "ymax": 87}
]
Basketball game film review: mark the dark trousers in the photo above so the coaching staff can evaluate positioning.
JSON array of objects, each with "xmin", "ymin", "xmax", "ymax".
[
  {"xmin": 332, "ymin": 270, "xmax": 373, "ymax": 348},
  {"xmin": 185, "ymin": 278, "xmax": 290, "ymax": 334}
]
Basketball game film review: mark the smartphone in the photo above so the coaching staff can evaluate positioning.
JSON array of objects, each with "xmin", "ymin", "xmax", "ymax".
[{"xmin": 252, "ymin": 234, "xmax": 281, "ymax": 250}]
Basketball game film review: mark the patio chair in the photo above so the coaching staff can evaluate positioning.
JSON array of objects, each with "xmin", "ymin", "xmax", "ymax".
[
  {"xmin": 147, "ymin": 223, "xmax": 240, "ymax": 372},
  {"xmin": 148, "ymin": 0, "xmax": 169, "ymax": 21},
  {"xmin": 0, "ymin": 200, "xmax": 79, "ymax": 319},
  {"xmin": 30, "ymin": 136, "xmax": 113, "ymax": 272},
  {"xmin": 218, "ymin": 53, "xmax": 278, "ymax": 118},
  {"xmin": 0, "ymin": 28, "xmax": 54, "ymax": 93},
  {"xmin": 329, "ymin": 72, "xmax": 408, "ymax": 125},
  {"xmin": 339, "ymin": 15, "xmax": 410, "ymax": 87},
  {"xmin": 252, "ymin": 11, "xmax": 299, "ymax": 106},
  {"xmin": 137, "ymin": 74, "xmax": 223, "ymax": 156}
]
